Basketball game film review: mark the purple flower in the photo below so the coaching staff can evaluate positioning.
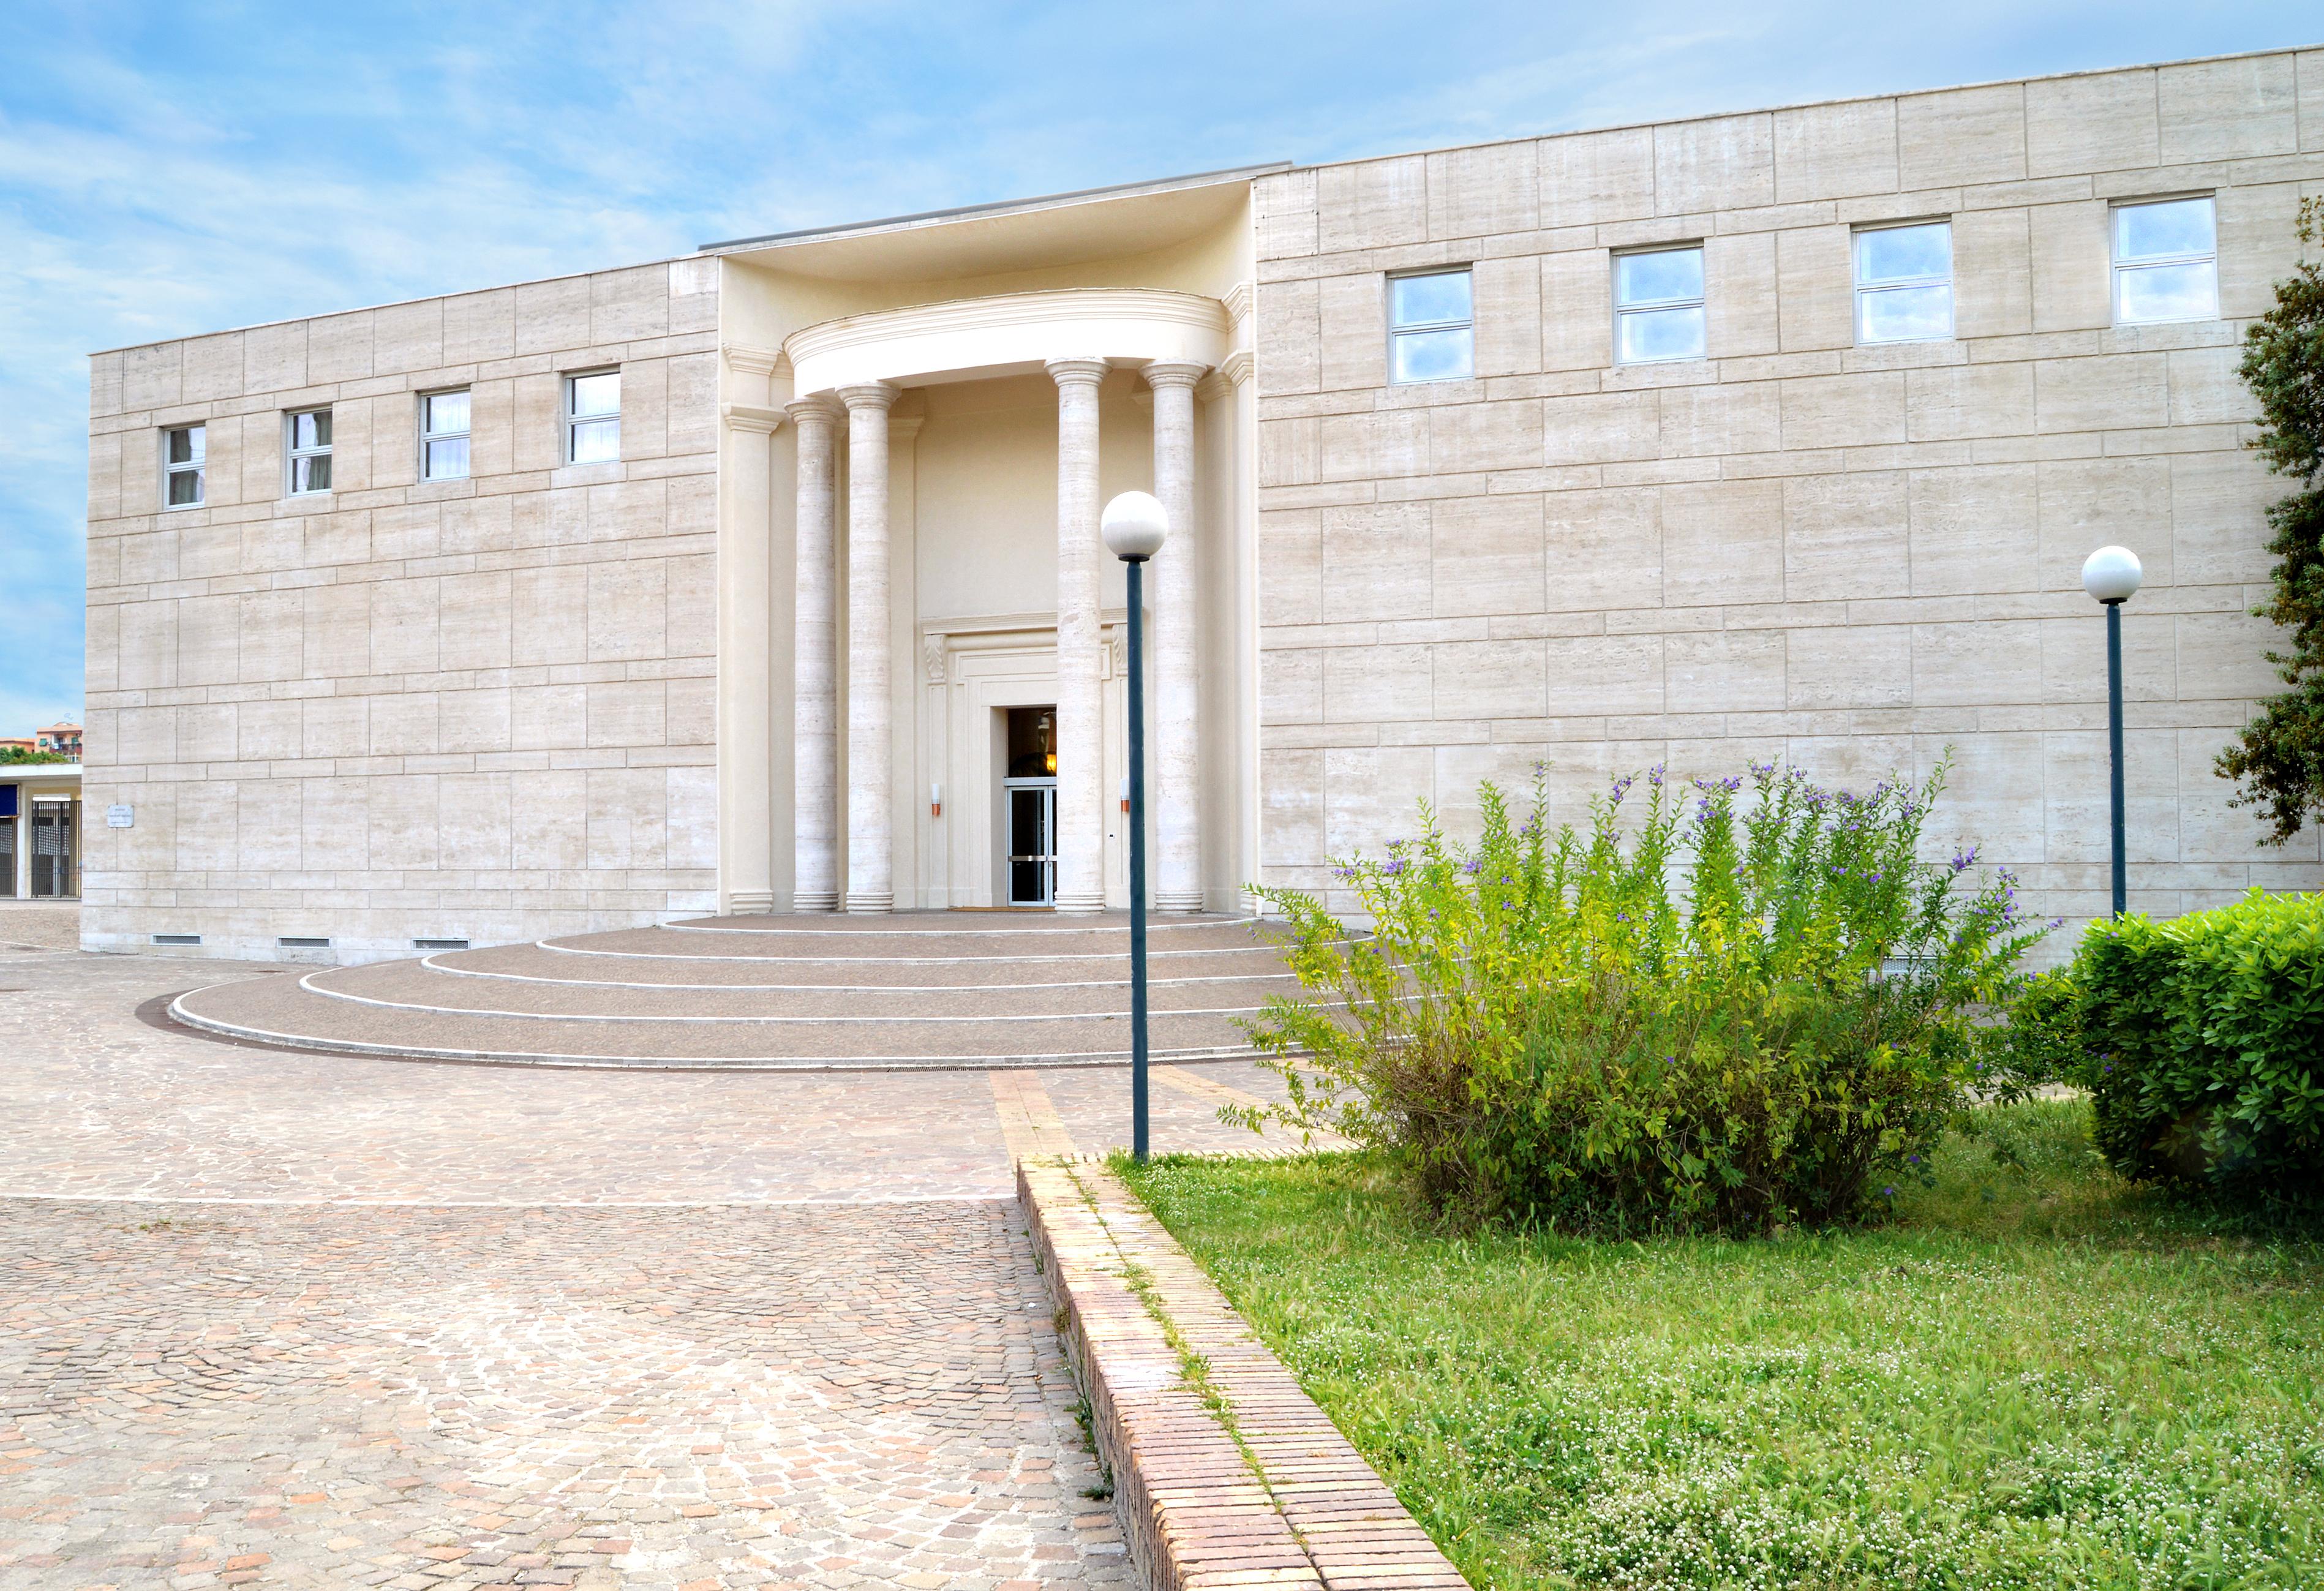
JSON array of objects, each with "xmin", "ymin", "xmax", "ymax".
[
  {"xmin": 1462, "ymin": 857, "xmax": 1483, "ymax": 874},
  {"xmin": 1384, "ymin": 858, "xmax": 1408, "ymax": 877},
  {"xmin": 1331, "ymin": 866, "xmax": 1358, "ymax": 881},
  {"xmin": 1648, "ymin": 763, "xmax": 1666, "ymax": 788}
]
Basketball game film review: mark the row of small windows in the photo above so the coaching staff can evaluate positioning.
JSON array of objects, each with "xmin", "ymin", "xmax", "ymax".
[
  {"xmin": 1389, "ymin": 196, "xmax": 2221, "ymax": 383},
  {"xmin": 159, "ymin": 370, "xmax": 617, "ymax": 508}
]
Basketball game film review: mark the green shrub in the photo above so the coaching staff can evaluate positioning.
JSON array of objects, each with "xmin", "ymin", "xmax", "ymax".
[
  {"xmin": 2076, "ymin": 890, "xmax": 2324, "ymax": 1197},
  {"xmin": 1974, "ymin": 966, "xmax": 2088, "ymax": 1097},
  {"xmin": 1241, "ymin": 760, "xmax": 2049, "ymax": 1233}
]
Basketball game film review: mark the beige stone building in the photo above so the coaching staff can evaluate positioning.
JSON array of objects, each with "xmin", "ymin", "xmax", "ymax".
[{"xmin": 83, "ymin": 47, "xmax": 2324, "ymax": 962}]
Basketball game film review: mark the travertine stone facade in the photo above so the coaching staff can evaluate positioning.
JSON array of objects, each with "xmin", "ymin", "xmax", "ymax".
[
  {"xmin": 82, "ymin": 48, "xmax": 2324, "ymax": 963},
  {"xmin": 1250, "ymin": 50, "xmax": 2324, "ymax": 935},
  {"xmin": 84, "ymin": 261, "xmax": 721, "ymax": 960}
]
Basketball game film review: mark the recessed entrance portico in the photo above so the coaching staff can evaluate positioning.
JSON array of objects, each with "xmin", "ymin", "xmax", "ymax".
[{"xmin": 781, "ymin": 288, "xmax": 1237, "ymax": 916}]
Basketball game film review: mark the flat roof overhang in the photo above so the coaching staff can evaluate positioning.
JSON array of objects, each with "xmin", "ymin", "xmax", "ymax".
[{"xmin": 698, "ymin": 162, "xmax": 1290, "ymax": 284}]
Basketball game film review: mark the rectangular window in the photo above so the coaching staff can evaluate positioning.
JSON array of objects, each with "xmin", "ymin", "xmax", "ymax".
[
  {"xmin": 1388, "ymin": 269, "xmax": 1473, "ymax": 384},
  {"xmin": 1614, "ymin": 246, "xmax": 1706, "ymax": 364},
  {"xmin": 2113, "ymin": 197, "xmax": 2217, "ymax": 325},
  {"xmin": 162, "ymin": 424, "xmax": 205, "ymax": 508},
  {"xmin": 421, "ymin": 389, "xmax": 472, "ymax": 480},
  {"xmin": 564, "ymin": 370, "xmax": 620, "ymax": 464},
  {"xmin": 286, "ymin": 407, "xmax": 332, "ymax": 494},
  {"xmin": 1853, "ymin": 221, "xmax": 1954, "ymax": 344}
]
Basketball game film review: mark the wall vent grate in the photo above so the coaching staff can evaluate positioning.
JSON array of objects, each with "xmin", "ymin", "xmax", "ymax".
[
  {"xmin": 414, "ymin": 938, "xmax": 470, "ymax": 950},
  {"xmin": 152, "ymin": 933, "xmax": 202, "ymax": 946},
  {"xmin": 278, "ymin": 936, "xmax": 331, "ymax": 949}
]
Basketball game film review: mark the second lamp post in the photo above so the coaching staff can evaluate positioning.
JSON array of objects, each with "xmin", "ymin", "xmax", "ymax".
[
  {"xmin": 2082, "ymin": 545, "xmax": 2143, "ymax": 919},
  {"xmin": 1101, "ymin": 491, "xmax": 1168, "ymax": 1162}
]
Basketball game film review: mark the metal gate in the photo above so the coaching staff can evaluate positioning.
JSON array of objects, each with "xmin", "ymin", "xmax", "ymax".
[{"xmin": 31, "ymin": 802, "xmax": 74, "ymax": 898}]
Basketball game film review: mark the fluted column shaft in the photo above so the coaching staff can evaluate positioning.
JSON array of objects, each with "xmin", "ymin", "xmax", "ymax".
[
  {"xmin": 788, "ymin": 397, "xmax": 841, "ymax": 911},
  {"xmin": 840, "ymin": 382, "xmax": 900, "ymax": 913},
  {"xmin": 1144, "ymin": 361, "xmax": 1207, "ymax": 912},
  {"xmin": 1048, "ymin": 358, "xmax": 1108, "ymax": 914}
]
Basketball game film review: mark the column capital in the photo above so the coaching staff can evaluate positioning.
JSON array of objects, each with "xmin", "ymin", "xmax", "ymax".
[
  {"xmin": 721, "ymin": 402, "xmax": 786, "ymax": 436},
  {"xmin": 1141, "ymin": 359, "xmax": 1209, "ymax": 391},
  {"xmin": 836, "ymin": 381, "xmax": 901, "ymax": 412},
  {"xmin": 1045, "ymin": 356, "xmax": 1110, "ymax": 387},
  {"xmin": 784, "ymin": 394, "xmax": 843, "ymax": 427}
]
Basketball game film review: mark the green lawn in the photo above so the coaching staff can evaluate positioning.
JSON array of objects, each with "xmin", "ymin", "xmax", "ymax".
[{"xmin": 1119, "ymin": 1101, "xmax": 2324, "ymax": 1590}]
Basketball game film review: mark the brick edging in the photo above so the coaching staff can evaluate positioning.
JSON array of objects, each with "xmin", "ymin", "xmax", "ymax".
[{"xmin": 1017, "ymin": 1157, "xmax": 1467, "ymax": 1591}]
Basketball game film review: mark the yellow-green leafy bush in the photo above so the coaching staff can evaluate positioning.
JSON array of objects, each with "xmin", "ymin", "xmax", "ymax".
[
  {"xmin": 2077, "ymin": 890, "xmax": 2324, "ymax": 1198},
  {"xmin": 1242, "ymin": 762, "xmax": 2048, "ymax": 1232}
]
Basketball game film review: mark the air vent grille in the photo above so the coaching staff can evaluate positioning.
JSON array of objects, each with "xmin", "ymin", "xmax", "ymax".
[
  {"xmin": 414, "ymin": 938, "xmax": 470, "ymax": 950},
  {"xmin": 278, "ymin": 936, "xmax": 331, "ymax": 949},
  {"xmin": 152, "ymin": 933, "xmax": 202, "ymax": 946}
]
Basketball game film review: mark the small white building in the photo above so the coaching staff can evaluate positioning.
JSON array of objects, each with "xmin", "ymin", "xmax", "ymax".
[
  {"xmin": 1, "ymin": 764, "xmax": 81, "ymax": 900},
  {"xmin": 80, "ymin": 47, "xmax": 2324, "ymax": 961}
]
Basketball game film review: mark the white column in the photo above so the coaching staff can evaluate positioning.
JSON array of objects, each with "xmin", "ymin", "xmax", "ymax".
[
  {"xmin": 840, "ymin": 382, "xmax": 900, "ymax": 913},
  {"xmin": 717, "ymin": 391, "xmax": 782, "ymax": 916},
  {"xmin": 1143, "ymin": 361, "xmax": 1207, "ymax": 912},
  {"xmin": 788, "ymin": 396, "xmax": 841, "ymax": 911},
  {"xmin": 1223, "ymin": 344, "xmax": 1262, "ymax": 916},
  {"xmin": 1047, "ymin": 358, "xmax": 1108, "ymax": 915}
]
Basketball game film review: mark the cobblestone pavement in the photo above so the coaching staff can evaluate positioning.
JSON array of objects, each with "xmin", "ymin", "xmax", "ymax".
[
  {"xmin": 0, "ymin": 1201, "xmax": 1126, "ymax": 1591},
  {"xmin": 0, "ymin": 951, "xmax": 1299, "ymax": 1204},
  {"xmin": 0, "ymin": 946, "xmax": 1316, "ymax": 1589},
  {"xmin": 0, "ymin": 901, "xmax": 78, "ymax": 952}
]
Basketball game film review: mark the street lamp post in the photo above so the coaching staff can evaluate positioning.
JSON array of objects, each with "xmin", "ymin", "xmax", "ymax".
[
  {"xmin": 1102, "ymin": 491, "xmax": 1168, "ymax": 1162},
  {"xmin": 2081, "ymin": 546, "xmax": 2144, "ymax": 919}
]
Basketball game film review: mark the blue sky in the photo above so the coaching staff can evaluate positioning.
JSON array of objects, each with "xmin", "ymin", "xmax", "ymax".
[{"xmin": 1, "ymin": 1, "xmax": 2315, "ymax": 738}]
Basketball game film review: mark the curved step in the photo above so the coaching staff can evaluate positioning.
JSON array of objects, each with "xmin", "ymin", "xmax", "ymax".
[
  {"xmin": 167, "ymin": 910, "xmax": 1315, "ymax": 1070},
  {"xmin": 439, "ymin": 942, "xmax": 1299, "ymax": 989},
  {"xmin": 301, "ymin": 963, "xmax": 1306, "ymax": 1021}
]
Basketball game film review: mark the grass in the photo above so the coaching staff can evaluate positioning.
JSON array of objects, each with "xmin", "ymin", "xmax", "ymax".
[{"xmin": 1119, "ymin": 1100, "xmax": 2324, "ymax": 1591}]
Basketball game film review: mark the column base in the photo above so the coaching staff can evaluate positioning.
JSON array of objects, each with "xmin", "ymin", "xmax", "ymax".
[
  {"xmin": 843, "ymin": 892, "xmax": 893, "ymax": 914},
  {"xmin": 727, "ymin": 890, "xmax": 776, "ymax": 916},
  {"xmin": 1053, "ymin": 891, "xmax": 1105, "ymax": 915},
  {"xmin": 792, "ymin": 890, "xmax": 840, "ymax": 912},
  {"xmin": 1154, "ymin": 890, "xmax": 1205, "ymax": 914}
]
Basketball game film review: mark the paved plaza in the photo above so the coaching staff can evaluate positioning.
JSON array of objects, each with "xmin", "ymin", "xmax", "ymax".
[{"xmin": 0, "ymin": 934, "xmax": 1309, "ymax": 1589}]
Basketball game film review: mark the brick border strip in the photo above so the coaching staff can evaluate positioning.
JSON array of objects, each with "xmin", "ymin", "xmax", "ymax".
[{"xmin": 1018, "ymin": 1158, "xmax": 1466, "ymax": 1591}]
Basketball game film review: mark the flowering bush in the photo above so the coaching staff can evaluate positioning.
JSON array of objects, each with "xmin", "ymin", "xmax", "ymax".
[{"xmin": 1239, "ymin": 759, "xmax": 2050, "ymax": 1232}]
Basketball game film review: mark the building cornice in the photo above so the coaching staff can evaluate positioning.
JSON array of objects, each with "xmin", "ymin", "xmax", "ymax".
[{"xmin": 785, "ymin": 289, "xmax": 1231, "ymax": 397}]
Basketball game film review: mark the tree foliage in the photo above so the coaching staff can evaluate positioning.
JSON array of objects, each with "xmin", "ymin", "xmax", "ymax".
[{"xmin": 2217, "ymin": 196, "xmax": 2324, "ymax": 841}]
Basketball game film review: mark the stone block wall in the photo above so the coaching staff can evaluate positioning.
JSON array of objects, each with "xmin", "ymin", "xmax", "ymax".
[
  {"xmin": 1250, "ymin": 50, "xmax": 2324, "ymax": 940},
  {"xmin": 83, "ymin": 260, "xmax": 721, "ymax": 961}
]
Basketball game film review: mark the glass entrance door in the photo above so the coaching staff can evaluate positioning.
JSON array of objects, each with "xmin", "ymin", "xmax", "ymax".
[
  {"xmin": 30, "ymin": 802, "xmax": 74, "ymax": 898},
  {"xmin": 1005, "ymin": 780, "xmax": 1056, "ymax": 906}
]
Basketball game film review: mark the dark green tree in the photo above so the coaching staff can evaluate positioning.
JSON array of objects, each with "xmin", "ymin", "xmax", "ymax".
[{"xmin": 2217, "ymin": 197, "xmax": 2324, "ymax": 843}]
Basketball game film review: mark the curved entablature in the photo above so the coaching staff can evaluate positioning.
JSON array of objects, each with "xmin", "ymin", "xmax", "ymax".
[{"xmin": 784, "ymin": 288, "xmax": 1231, "ymax": 396}]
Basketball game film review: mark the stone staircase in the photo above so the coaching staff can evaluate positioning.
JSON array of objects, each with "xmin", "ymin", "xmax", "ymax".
[{"xmin": 170, "ymin": 912, "xmax": 1301, "ymax": 1070}]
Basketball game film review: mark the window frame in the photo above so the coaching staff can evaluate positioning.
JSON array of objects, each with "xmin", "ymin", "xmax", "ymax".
[
  {"xmin": 562, "ymin": 369, "xmax": 621, "ymax": 465},
  {"xmin": 160, "ymin": 424, "xmax": 206, "ymax": 510},
  {"xmin": 1611, "ymin": 243, "xmax": 1708, "ymax": 366},
  {"xmin": 2111, "ymin": 194, "xmax": 2219, "ymax": 327},
  {"xmin": 1385, "ymin": 266, "xmax": 1476, "ymax": 386},
  {"xmin": 419, "ymin": 388, "xmax": 473, "ymax": 481},
  {"xmin": 284, "ymin": 406, "xmax": 333, "ymax": 496},
  {"xmin": 1851, "ymin": 219, "xmax": 1956, "ymax": 346}
]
